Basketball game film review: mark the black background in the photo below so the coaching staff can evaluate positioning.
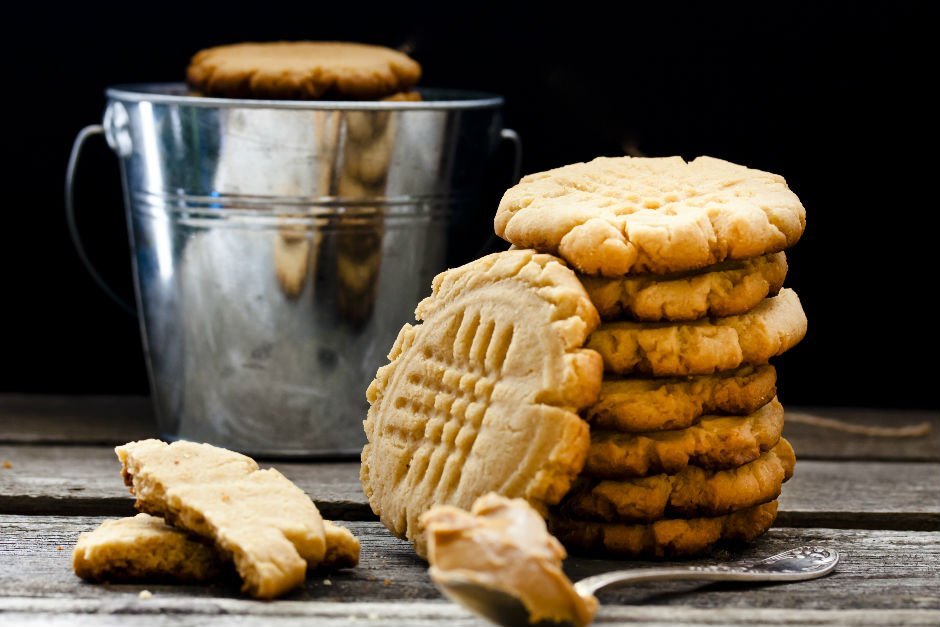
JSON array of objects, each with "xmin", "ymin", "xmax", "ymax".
[{"xmin": 2, "ymin": 2, "xmax": 937, "ymax": 409}]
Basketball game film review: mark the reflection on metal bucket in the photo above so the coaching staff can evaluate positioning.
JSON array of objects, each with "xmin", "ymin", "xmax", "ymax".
[{"xmin": 70, "ymin": 85, "xmax": 516, "ymax": 456}]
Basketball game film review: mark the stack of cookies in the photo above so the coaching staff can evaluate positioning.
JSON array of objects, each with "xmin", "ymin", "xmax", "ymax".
[
  {"xmin": 362, "ymin": 155, "xmax": 807, "ymax": 559},
  {"xmin": 495, "ymin": 156, "xmax": 807, "ymax": 556}
]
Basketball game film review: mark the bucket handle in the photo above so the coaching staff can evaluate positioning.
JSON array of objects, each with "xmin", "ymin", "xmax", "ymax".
[
  {"xmin": 500, "ymin": 128, "xmax": 523, "ymax": 184},
  {"xmin": 469, "ymin": 128, "xmax": 523, "ymax": 258},
  {"xmin": 65, "ymin": 125, "xmax": 522, "ymax": 314},
  {"xmin": 65, "ymin": 124, "xmax": 136, "ymax": 316}
]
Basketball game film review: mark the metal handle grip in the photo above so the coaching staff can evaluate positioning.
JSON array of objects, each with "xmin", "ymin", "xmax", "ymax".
[
  {"xmin": 65, "ymin": 125, "xmax": 136, "ymax": 316},
  {"xmin": 468, "ymin": 128, "xmax": 523, "ymax": 259},
  {"xmin": 500, "ymin": 128, "xmax": 522, "ymax": 184}
]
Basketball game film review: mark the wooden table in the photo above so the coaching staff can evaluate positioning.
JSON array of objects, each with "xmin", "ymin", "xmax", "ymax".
[{"xmin": 1, "ymin": 395, "xmax": 938, "ymax": 626}]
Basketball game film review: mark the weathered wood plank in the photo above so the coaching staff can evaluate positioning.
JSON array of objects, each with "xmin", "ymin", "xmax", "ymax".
[
  {"xmin": 1, "ymin": 600, "xmax": 938, "ymax": 627},
  {"xmin": 783, "ymin": 408, "xmax": 939, "ymax": 462},
  {"xmin": 1, "ymin": 446, "xmax": 938, "ymax": 529},
  {"xmin": 1, "ymin": 516, "xmax": 938, "ymax": 613},
  {"xmin": 0, "ymin": 445, "xmax": 365, "ymax": 520},
  {"xmin": 777, "ymin": 459, "xmax": 940, "ymax": 531},
  {"xmin": 2, "ymin": 394, "xmax": 937, "ymax": 463}
]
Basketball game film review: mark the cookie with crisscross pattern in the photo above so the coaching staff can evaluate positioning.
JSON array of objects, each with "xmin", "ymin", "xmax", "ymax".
[
  {"xmin": 496, "ymin": 156, "xmax": 805, "ymax": 277},
  {"xmin": 361, "ymin": 250, "xmax": 603, "ymax": 555}
]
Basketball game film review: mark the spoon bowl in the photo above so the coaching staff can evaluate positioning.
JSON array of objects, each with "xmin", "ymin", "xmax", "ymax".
[{"xmin": 431, "ymin": 546, "xmax": 840, "ymax": 627}]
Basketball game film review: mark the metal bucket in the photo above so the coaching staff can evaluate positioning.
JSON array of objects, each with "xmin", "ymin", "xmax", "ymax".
[{"xmin": 67, "ymin": 84, "xmax": 519, "ymax": 457}]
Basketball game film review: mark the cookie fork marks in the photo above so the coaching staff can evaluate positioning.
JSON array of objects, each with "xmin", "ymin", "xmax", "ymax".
[
  {"xmin": 361, "ymin": 250, "xmax": 603, "ymax": 556},
  {"xmin": 496, "ymin": 156, "xmax": 805, "ymax": 277}
]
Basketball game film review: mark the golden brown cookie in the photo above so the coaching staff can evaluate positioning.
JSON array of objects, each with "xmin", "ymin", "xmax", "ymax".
[
  {"xmin": 383, "ymin": 91, "xmax": 422, "ymax": 102},
  {"xmin": 72, "ymin": 514, "xmax": 222, "ymax": 583},
  {"xmin": 320, "ymin": 521, "xmax": 361, "ymax": 570},
  {"xmin": 586, "ymin": 398, "xmax": 784, "ymax": 479},
  {"xmin": 561, "ymin": 439, "xmax": 794, "ymax": 522},
  {"xmin": 587, "ymin": 289, "xmax": 806, "ymax": 376},
  {"xmin": 581, "ymin": 252, "xmax": 787, "ymax": 321},
  {"xmin": 361, "ymin": 250, "xmax": 603, "ymax": 556},
  {"xmin": 586, "ymin": 365, "xmax": 776, "ymax": 432},
  {"xmin": 550, "ymin": 501, "xmax": 779, "ymax": 557},
  {"xmin": 116, "ymin": 439, "xmax": 327, "ymax": 599},
  {"xmin": 73, "ymin": 516, "xmax": 357, "ymax": 585},
  {"xmin": 187, "ymin": 42, "xmax": 421, "ymax": 100},
  {"xmin": 495, "ymin": 156, "xmax": 805, "ymax": 277}
]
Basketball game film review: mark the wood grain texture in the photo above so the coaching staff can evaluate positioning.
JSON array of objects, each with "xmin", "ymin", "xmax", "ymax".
[
  {"xmin": 0, "ymin": 445, "xmax": 366, "ymax": 520},
  {"xmin": 1, "ymin": 516, "xmax": 938, "ymax": 612},
  {"xmin": 783, "ymin": 408, "xmax": 939, "ymax": 462},
  {"xmin": 1, "ymin": 445, "xmax": 938, "ymax": 530},
  {"xmin": 2, "ymin": 600, "xmax": 938, "ymax": 627}
]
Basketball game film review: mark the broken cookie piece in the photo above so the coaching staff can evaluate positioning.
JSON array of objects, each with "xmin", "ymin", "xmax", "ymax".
[
  {"xmin": 116, "ymin": 439, "xmax": 327, "ymax": 599},
  {"xmin": 73, "ymin": 515, "xmax": 359, "ymax": 585},
  {"xmin": 73, "ymin": 513, "xmax": 223, "ymax": 583},
  {"xmin": 321, "ymin": 521, "xmax": 361, "ymax": 570}
]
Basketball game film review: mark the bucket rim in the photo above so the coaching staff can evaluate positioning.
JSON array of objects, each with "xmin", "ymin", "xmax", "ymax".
[{"xmin": 105, "ymin": 83, "xmax": 505, "ymax": 111}]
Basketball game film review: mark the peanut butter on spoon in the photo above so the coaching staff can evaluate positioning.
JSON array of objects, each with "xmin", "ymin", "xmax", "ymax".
[{"xmin": 421, "ymin": 493, "xmax": 598, "ymax": 627}]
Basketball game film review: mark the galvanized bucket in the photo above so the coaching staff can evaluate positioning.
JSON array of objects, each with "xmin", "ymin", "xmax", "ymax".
[{"xmin": 67, "ymin": 84, "xmax": 519, "ymax": 457}]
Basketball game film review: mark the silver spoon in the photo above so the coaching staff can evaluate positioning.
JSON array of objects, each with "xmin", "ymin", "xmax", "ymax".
[{"xmin": 433, "ymin": 545, "xmax": 839, "ymax": 627}]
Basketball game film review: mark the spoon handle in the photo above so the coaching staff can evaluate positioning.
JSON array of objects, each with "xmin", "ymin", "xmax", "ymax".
[{"xmin": 574, "ymin": 546, "xmax": 839, "ymax": 597}]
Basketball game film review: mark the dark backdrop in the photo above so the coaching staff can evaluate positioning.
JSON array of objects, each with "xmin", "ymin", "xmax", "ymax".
[{"xmin": 3, "ymin": 2, "xmax": 937, "ymax": 409}]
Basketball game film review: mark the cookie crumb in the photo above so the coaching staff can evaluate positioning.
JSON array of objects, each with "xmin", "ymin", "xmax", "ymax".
[
  {"xmin": 2, "ymin": 461, "xmax": 12, "ymax": 469},
  {"xmin": 382, "ymin": 578, "xmax": 392, "ymax": 586},
  {"xmin": 323, "ymin": 578, "xmax": 332, "ymax": 586},
  {"xmin": 139, "ymin": 590, "xmax": 153, "ymax": 600},
  {"xmin": 56, "ymin": 546, "xmax": 64, "ymax": 551}
]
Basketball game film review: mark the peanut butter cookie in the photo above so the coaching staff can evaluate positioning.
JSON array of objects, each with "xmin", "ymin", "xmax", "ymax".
[
  {"xmin": 586, "ymin": 398, "xmax": 784, "ymax": 479},
  {"xmin": 561, "ymin": 439, "xmax": 794, "ymax": 522},
  {"xmin": 581, "ymin": 252, "xmax": 787, "ymax": 321},
  {"xmin": 361, "ymin": 250, "xmax": 603, "ymax": 556},
  {"xmin": 586, "ymin": 365, "xmax": 776, "ymax": 432},
  {"xmin": 73, "ymin": 514, "xmax": 222, "ymax": 583},
  {"xmin": 72, "ymin": 516, "xmax": 358, "ymax": 583},
  {"xmin": 116, "ymin": 439, "xmax": 327, "ymax": 599},
  {"xmin": 550, "ymin": 501, "xmax": 779, "ymax": 557},
  {"xmin": 187, "ymin": 42, "xmax": 421, "ymax": 100},
  {"xmin": 496, "ymin": 156, "xmax": 805, "ymax": 277},
  {"xmin": 587, "ymin": 289, "xmax": 806, "ymax": 376}
]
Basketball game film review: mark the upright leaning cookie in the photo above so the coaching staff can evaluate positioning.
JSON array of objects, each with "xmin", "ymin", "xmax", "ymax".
[
  {"xmin": 361, "ymin": 250, "xmax": 603, "ymax": 556},
  {"xmin": 495, "ymin": 156, "xmax": 805, "ymax": 277},
  {"xmin": 187, "ymin": 41, "xmax": 421, "ymax": 100}
]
